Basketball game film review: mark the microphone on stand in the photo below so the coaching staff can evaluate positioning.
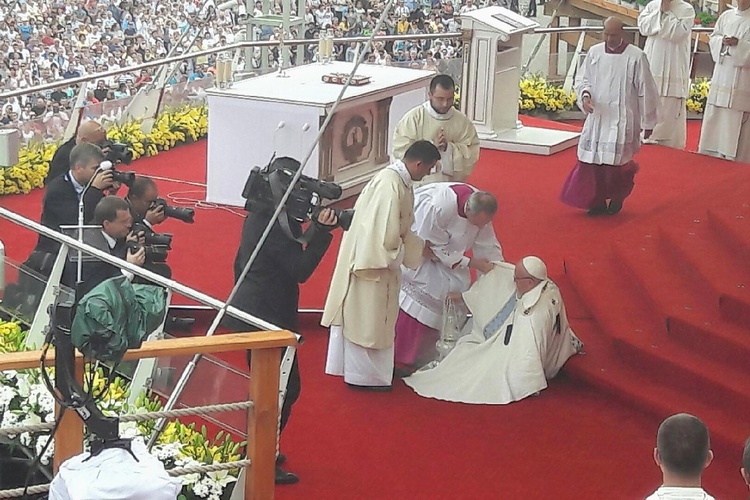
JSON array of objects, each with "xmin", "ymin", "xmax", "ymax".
[
  {"xmin": 76, "ymin": 160, "xmax": 113, "ymax": 285},
  {"xmin": 272, "ymin": 121, "xmax": 285, "ymax": 154}
]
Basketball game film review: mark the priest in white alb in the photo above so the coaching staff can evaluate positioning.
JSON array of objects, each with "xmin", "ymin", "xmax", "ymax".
[
  {"xmin": 395, "ymin": 183, "xmax": 504, "ymax": 374},
  {"xmin": 322, "ymin": 141, "xmax": 441, "ymax": 391},
  {"xmin": 392, "ymin": 74, "xmax": 480, "ymax": 184},
  {"xmin": 638, "ymin": 0, "xmax": 695, "ymax": 149},
  {"xmin": 404, "ymin": 256, "xmax": 583, "ymax": 405},
  {"xmin": 560, "ymin": 17, "xmax": 659, "ymax": 216},
  {"xmin": 698, "ymin": 0, "xmax": 750, "ymax": 164}
]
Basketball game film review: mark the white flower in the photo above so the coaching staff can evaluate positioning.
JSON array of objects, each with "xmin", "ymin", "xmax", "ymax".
[
  {"xmin": 153, "ymin": 442, "xmax": 182, "ymax": 461},
  {"xmin": 2, "ymin": 410, "xmax": 19, "ymax": 427},
  {"xmin": 35, "ymin": 435, "xmax": 55, "ymax": 465},
  {"xmin": 192, "ymin": 481, "xmax": 210, "ymax": 498},
  {"xmin": 20, "ymin": 432, "xmax": 32, "ymax": 446},
  {"xmin": 207, "ymin": 469, "xmax": 237, "ymax": 487},
  {"xmin": 15, "ymin": 374, "xmax": 32, "ymax": 398},
  {"xmin": 119, "ymin": 421, "xmax": 143, "ymax": 439},
  {"xmin": 180, "ymin": 473, "xmax": 201, "ymax": 486},
  {"xmin": 0, "ymin": 384, "xmax": 16, "ymax": 407}
]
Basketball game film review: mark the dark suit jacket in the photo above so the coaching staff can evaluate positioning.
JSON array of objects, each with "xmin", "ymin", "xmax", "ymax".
[
  {"xmin": 45, "ymin": 137, "xmax": 75, "ymax": 185},
  {"xmin": 35, "ymin": 172, "xmax": 105, "ymax": 255},
  {"xmin": 228, "ymin": 212, "xmax": 333, "ymax": 331},
  {"xmin": 68, "ymin": 229, "xmax": 129, "ymax": 301}
]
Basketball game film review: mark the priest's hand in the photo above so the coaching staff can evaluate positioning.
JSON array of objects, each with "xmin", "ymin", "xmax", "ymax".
[
  {"xmin": 436, "ymin": 128, "xmax": 448, "ymax": 152},
  {"xmin": 723, "ymin": 36, "xmax": 739, "ymax": 47},
  {"xmin": 643, "ymin": 129, "xmax": 653, "ymax": 140},
  {"xmin": 582, "ymin": 96, "xmax": 594, "ymax": 114},
  {"xmin": 660, "ymin": 0, "xmax": 670, "ymax": 12},
  {"xmin": 469, "ymin": 257, "xmax": 495, "ymax": 274},
  {"xmin": 447, "ymin": 292, "xmax": 464, "ymax": 305}
]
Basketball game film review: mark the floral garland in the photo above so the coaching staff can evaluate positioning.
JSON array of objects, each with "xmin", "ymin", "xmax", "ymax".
[
  {"xmin": 0, "ymin": 319, "xmax": 242, "ymax": 500},
  {"xmin": 0, "ymin": 104, "xmax": 208, "ymax": 197}
]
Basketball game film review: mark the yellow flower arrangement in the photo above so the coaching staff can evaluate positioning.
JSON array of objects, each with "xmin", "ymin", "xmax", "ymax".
[
  {"xmin": 518, "ymin": 75, "xmax": 577, "ymax": 114},
  {"xmin": 687, "ymin": 78, "xmax": 710, "ymax": 114},
  {"xmin": 1, "ymin": 104, "xmax": 208, "ymax": 196}
]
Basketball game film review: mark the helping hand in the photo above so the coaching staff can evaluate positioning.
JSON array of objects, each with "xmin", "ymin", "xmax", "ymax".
[
  {"xmin": 723, "ymin": 36, "xmax": 739, "ymax": 47},
  {"xmin": 423, "ymin": 240, "xmax": 438, "ymax": 261},
  {"xmin": 437, "ymin": 128, "xmax": 448, "ymax": 152},
  {"xmin": 469, "ymin": 257, "xmax": 495, "ymax": 274}
]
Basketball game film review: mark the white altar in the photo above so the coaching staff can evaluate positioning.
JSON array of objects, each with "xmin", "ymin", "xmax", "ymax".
[{"xmin": 205, "ymin": 62, "xmax": 434, "ymax": 207}]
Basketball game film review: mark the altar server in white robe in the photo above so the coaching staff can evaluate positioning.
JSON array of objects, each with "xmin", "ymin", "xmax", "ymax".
[
  {"xmin": 638, "ymin": 0, "xmax": 695, "ymax": 149},
  {"xmin": 698, "ymin": 0, "xmax": 750, "ymax": 164},
  {"xmin": 404, "ymin": 256, "xmax": 583, "ymax": 405},
  {"xmin": 392, "ymin": 74, "xmax": 480, "ymax": 184},
  {"xmin": 395, "ymin": 183, "xmax": 503, "ymax": 372},
  {"xmin": 560, "ymin": 17, "xmax": 659, "ymax": 216},
  {"xmin": 323, "ymin": 140, "xmax": 441, "ymax": 390}
]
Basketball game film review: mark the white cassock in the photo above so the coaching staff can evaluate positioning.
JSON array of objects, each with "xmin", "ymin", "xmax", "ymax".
[
  {"xmin": 645, "ymin": 487, "xmax": 716, "ymax": 499},
  {"xmin": 400, "ymin": 182, "xmax": 503, "ymax": 330},
  {"xmin": 698, "ymin": 6, "xmax": 750, "ymax": 164},
  {"xmin": 49, "ymin": 439, "xmax": 182, "ymax": 500},
  {"xmin": 638, "ymin": 0, "xmax": 695, "ymax": 149},
  {"xmin": 392, "ymin": 101, "xmax": 480, "ymax": 184},
  {"xmin": 403, "ymin": 264, "xmax": 582, "ymax": 405},
  {"xmin": 576, "ymin": 42, "xmax": 660, "ymax": 166}
]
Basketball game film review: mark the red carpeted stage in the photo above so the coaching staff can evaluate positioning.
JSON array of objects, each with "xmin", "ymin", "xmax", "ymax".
[{"xmin": 1, "ymin": 118, "xmax": 748, "ymax": 499}]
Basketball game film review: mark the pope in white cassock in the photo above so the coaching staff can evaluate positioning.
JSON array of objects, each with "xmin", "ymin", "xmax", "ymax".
[
  {"xmin": 404, "ymin": 256, "xmax": 583, "ymax": 405},
  {"xmin": 392, "ymin": 74, "xmax": 480, "ymax": 184},
  {"xmin": 394, "ymin": 183, "xmax": 504, "ymax": 373},
  {"xmin": 560, "ymin": 17, "xmax": 659, "ymax": 216},
  {"xmin": 322, "ymin": 141, "xmax": 441, "ymax": 390},
  {"xmin": 638, "ymin": 0, "xmax": 696, "ymax": 149},
  {"xmin": 698, "ymin": 0, "xmax": 750, "ymax": 164}
]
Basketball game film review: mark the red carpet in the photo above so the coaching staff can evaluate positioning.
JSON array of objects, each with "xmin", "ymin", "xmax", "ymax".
[{"xmin": 1, "ymin": 118, "xmax": 748, "ymax": 498}]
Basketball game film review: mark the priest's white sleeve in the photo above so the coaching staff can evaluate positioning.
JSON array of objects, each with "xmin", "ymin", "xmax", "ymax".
[
  {"xmin": 637, "ymin": 3, "xmax": 662, "ymax": 37},
  {"xmin": 440, "ymin": 144, "xmax": 454, "ymax": 176},
  {"xmin": 637, "ymin": 52, "xmax": 660, "ymax": 130},
  {"xmin": 655, "ymin": 8, "xmax": 694, "ymax": 42},
  {"xmin": 574, "ymin": 53, "xmax": 593, "ymax": 112},
  {"xmin": 732, "ymin": 38, "xmax": 750, "ymax": 68},
  {"xmin": 708, "ymin": 17, "xmax": 726, "ymax": 62},
  {"xmin": 471, "ymin": 225, "xmax": 504, "ymax": 264}
]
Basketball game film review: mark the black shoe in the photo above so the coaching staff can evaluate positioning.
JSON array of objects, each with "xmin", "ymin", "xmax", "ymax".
[
  {"xmin": 346, "ymin": 383, "xmax": 392, "ymax": 392},
  {"xmin": 607, "ymin": 200, "xmax": 623, "ymax": 215},
  {"xmin": 276, "ymin": 453, "xmax": 286, "ymax": 465},
  {"xmin": 275, "ymin": 466, "xmax": 299, "ymax": 485},
  {"xmin": 165, "ymin": 316, "xmax": 195, "ymax": 332},
  {"xmin": 587, "ymin": 204, "xmax": 608, "ymax": 216}
]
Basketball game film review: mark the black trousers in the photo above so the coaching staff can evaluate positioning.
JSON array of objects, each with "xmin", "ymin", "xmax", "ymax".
[{"xmin": 246, "ymin": 347, "xmax": 301, "ymax": 433}]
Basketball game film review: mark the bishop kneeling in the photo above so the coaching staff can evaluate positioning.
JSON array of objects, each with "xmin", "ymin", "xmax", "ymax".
[{"xmin": 404, "ymin": 256, "xmax": 583, "ymax": 405}]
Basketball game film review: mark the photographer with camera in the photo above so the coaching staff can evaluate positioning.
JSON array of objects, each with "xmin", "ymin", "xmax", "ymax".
[
  {"xmin": 226, "ymin": 157, "xmax": 341, "ymax": 485},
  {"xmin": 45, "ymin": 121, "xmax": 108, "ymax": 185},
  {"xmin": 36, "ymin": 142, "xmax": 114, "ymax": 256},
  {"xmin": 70, "ymin": 196, "xmax": 146, "ymax": 301}
]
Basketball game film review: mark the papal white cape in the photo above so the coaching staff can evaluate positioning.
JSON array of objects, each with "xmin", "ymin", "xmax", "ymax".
[{"xmin": 404, "ymin": 264, "xmax": 581, "ymax": 405}]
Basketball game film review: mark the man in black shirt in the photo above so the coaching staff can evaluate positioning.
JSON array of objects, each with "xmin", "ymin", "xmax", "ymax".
[
  {"xmin": 228, "ymin": 205, "xmax": 337, "ymax": 485},
  {"xmin": 46, "ymin": 120, "xmax": 108, "ymax": 185}
]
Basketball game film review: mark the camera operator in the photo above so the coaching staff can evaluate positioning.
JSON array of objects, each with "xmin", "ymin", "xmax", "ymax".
[
  {"xmin": 35, "ymin": 142, "xmax": 114, "ymax": 256},
  {"xmin": 70, "ymin": 196, "xmax": 146, "ymax": 301},
  {"xmin": 45, "ymin": 120, "xmax": 108, "ymax": 185},
  {"xmin": 227, "ymin": 205, "xmax": 338, "ymax": 485}
]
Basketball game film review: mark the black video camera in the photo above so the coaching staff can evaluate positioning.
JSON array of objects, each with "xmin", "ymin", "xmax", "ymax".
[
  {"xmin": 100, "ymin": 139, "xmax": 134, "ymax": 165},
  {"xmin": 126, "ymin": 241, "xmax": 169, "ymax": 263},
  {"xmin": 241, "ymin": 156, "xmax": 354, "ymax": 231},
  {"xmin": 152, "ymin": 198, "xmax": 195, "ymax": 224},
  {"xmin": 131, "ymin": 222, "xmax": 173, "ymax": 249}
]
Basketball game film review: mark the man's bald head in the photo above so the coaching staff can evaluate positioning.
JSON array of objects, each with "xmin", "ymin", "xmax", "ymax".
[
  {"xmin": 76, "ymin": 120, "xmax": 107, "ymax": 145},
  {"xmin": 655, "ymin": 413, "xmax": 712, "ymax": 480},
  {"xmin": 602, "ymin": 17, "xmax": 626, "ymax": 50}
]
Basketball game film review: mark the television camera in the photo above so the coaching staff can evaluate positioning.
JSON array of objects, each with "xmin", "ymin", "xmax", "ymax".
[{"xmin": 241, "ymin": 156, "xmax": 354, "ymax": 242}]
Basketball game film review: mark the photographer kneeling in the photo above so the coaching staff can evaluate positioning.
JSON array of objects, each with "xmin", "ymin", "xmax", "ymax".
[
  {"xmin": 227, "ymin": 199, "xmax": 338, "ymax": 485},
  {"xmin": 70, "ymin": 196, "xmax": 146, "ymax": 301}
]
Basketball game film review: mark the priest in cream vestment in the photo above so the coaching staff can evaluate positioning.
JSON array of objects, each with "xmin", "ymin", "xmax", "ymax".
[
  {"xmin": 698, "ymin": 0, "xmax": 750, "ymax": 164},
  {"xmin": 404, "ymin": 256, "xmax": 583, "ymax": 405},
  {"xmin": 392, "ymin": 74, "xmax": 480, "ymax": 184},
  {"xmin": 638, "ymin": 0, "xmax": 695, "ymax": 149},
  {"xmin": 323, "ymin": 141, "xmax": 441, "ymax": 389}
]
